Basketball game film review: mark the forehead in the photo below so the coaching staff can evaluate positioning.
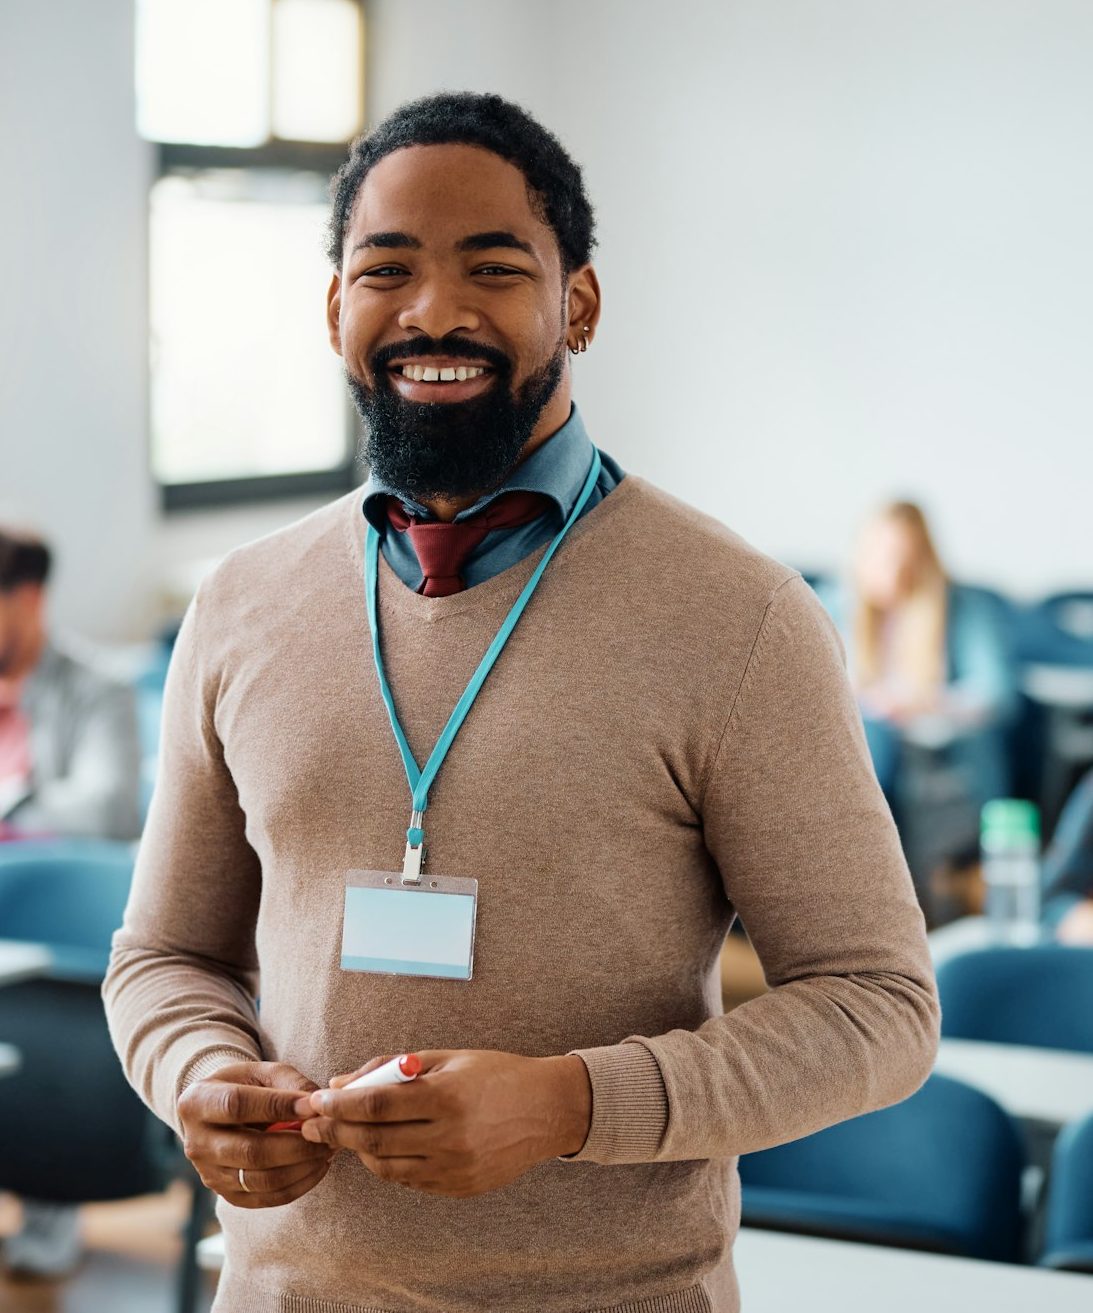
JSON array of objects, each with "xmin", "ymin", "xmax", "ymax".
[
  {"xmin": 347, "ymin": 144, "xmax": 556, "ymax": 254},
  {"xmin": 863, "ymin": 519, "xmax": 914, "ymax": 554}
]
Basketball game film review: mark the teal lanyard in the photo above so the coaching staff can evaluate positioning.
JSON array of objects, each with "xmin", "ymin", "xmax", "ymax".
[{"xmin": 364, "ymin": 448, "xmax": 602, "ymax": 882}]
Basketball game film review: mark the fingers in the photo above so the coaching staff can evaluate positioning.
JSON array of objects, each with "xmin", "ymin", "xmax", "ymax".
[
  {"xmin": 307, "ymin": 1079, "xmax": 433, "ymax": 1123},
  {"xmin": 206, "ymin": 1128, "xmax": 332, "ymax": 1172},
  {"xmin": 300, "ymin": 1116, "xmax": 433, "ymax": 1158},
  {"xmin": 220, "ymin": 1159, "xmax": 332, "ymax": 1210},
  {"xmin": 220, "ymin": 1159, "xmax": 325, "ymax": 1197},
  {"xmin": 182, "ymin": 1079, "xmax": 314, "ymax": 1128}
]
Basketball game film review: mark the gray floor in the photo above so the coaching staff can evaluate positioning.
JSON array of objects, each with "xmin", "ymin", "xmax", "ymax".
[{"xmin": 0, "ymin": 1187, "xmax": 215, "ymax": 1313}]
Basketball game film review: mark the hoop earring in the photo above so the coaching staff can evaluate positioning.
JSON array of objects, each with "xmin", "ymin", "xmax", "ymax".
[{"xmin": 570, "ymin": 326, "xmax": 591, "ymax": 356}]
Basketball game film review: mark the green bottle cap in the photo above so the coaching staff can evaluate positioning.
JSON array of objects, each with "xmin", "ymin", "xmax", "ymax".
[{"xmin": 981, "ymin": 798, "xmax": 1041, "ymax": 843}]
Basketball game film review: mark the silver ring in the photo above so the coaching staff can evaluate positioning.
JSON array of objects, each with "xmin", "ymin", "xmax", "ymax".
[{"xmin": 238, "ymin": 1167, "xmax": 251, "ymax": 1193}]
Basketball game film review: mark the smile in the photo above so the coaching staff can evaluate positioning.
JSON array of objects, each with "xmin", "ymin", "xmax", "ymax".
[
  {"xmin": 386, "ymin": 358, "xmax": 498, "ymax": 402},
  {"xmin": 397, "ymin": 364, "xmax": 488, "ymax": 383}
]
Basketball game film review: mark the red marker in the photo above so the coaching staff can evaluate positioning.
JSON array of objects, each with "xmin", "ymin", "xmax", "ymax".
[
  {"xmin": 267, "ymin": 1054, "xmax": 421, "ymax": 1132},
  {"xmin": 344, "ymin": 1053, "xmax": 421, "ymax": 1090}
]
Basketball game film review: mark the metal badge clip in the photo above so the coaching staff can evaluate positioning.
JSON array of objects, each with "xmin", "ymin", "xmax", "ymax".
[{"xmin": 401, "ymin": 810, "xmax": 425, "ymax": 885}]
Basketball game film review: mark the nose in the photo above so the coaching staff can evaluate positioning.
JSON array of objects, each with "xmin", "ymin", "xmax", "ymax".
[{"xmin": 397, "ymin": 274, "xmax": 481, "ymax": 340}]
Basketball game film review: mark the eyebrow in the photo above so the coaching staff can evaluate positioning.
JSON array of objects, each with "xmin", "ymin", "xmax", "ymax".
[
  {"xmin": 351, "ymin": 230, "xmax": 536, "ymax": 256},
  {"xmin": 456, "ymin": 231, "xmax": 536, "ymax": 256},
  {"xmin": 352, "ymin": 231, "xmax": 422, "ymax": 252}
]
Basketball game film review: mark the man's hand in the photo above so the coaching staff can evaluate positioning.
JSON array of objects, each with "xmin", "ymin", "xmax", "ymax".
[
  {"xmin": 300, "ymin": 1050, "xmax": 592, "ymax": 1197},
  {"xmin": 177, "ymin": 1061, "xmax": 332, "ymax": 1209}
]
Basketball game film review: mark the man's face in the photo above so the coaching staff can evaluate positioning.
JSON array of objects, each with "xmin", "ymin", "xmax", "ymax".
[
  {"xmin": 327, "ymin": 143, "xmax": 593, "ymax": 502},
  {"xmin": 0, "ymin": 585, "xmax": 45, "ymax": 684}
]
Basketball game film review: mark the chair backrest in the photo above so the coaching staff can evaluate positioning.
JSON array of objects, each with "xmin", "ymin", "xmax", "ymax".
[
  {"xmin": 1043, "ymin": 1112, "xmax": 1093, "ymax": 1272},
  {"xmin": 0, "ymin": 839, "xmax": 160, "ymax": 1204},
  {"xmin": 738, "ymin": 1073, "xmax": 1026, "ymax": 1262},
  {"xmin": 0, "ymin": 842, "xmax": 135, "ymax": 980},
  {"xmin": 1015, "ymin": 592, "xmax": 1093, "ymax": 667},
  {"xmin": 936, "ymin": 944, "xmax": 1093, "ymax": 1052}
]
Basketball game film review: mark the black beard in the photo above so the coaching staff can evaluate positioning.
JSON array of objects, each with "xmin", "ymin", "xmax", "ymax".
[{"xmin": 348, "ymin": 335, "xmax": 566, "ymax": 502}]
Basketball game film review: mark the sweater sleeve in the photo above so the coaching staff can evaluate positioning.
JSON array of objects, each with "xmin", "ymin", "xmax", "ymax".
[
  {"xmin": 570, "ymin": 574, "xmax": 940, "ymax": 1164},
  {"xmin": 102, "ymin": 589, "xmax": 264, "ymax": 1135}
]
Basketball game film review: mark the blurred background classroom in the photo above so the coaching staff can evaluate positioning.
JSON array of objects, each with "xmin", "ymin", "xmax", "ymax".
[{"xmin": 2, "ymin": 1, "xmax": 1093, "ymax": 1310}]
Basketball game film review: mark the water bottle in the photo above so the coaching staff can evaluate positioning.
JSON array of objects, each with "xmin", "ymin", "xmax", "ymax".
[{"xmin": 980, "ymin": 799, "xmax": 1042, "ymax": 946}]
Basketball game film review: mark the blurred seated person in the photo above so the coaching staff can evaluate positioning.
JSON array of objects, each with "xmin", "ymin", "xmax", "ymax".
[
  {"xmin": 821, "ymin": 501, "xmax": 1017, "ymax": 816},
  {"xmin": 929, "ymin": 766, "xmax": 1093, "ymax": 961},
  {"xmin": 0, "ymin": 528, "xmax": 141, "ymax": 842},
  {"xmin": 0, "ymin": 527, "xmax": 140, "ymax": 1279},
  {"xmin": 1044, "ymin": 766, "xmax": 1093, "ymax": 945}
]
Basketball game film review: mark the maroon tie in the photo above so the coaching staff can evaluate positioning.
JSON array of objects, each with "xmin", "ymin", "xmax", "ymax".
[{"xmin": 386, "ymin": 491, "xmax": 552, "ymax": 597}]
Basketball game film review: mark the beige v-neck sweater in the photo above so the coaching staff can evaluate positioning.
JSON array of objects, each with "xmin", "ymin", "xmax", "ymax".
[{"xmin": 104, "ymin": 475, "xmax": 938, "ymax": 1313}]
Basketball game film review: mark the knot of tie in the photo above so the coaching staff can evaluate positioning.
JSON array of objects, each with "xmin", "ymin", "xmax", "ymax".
[{"xmin": 386, "ymin": 491, "xmax": 551, "ymax": 597}]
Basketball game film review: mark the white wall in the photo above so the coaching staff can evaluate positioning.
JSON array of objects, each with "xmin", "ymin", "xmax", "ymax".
[
  {"xmin": 1, "ymin": 0, "xmax": 157, "ymax": 639},
  {"xmin": 2, "ymin": 0, "xmax": 1091, "ymax": 642},
  {"xmin": 368, "ymin": 0, "xmax": 1093, "ymax": 593},
  {"xmin": 0, "ymin": 0, "xmax": 334, "ymax": 640}
]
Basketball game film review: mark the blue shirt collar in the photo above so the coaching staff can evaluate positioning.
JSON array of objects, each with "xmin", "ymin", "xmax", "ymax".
[{"xmin": 362, "ymin": 405, "xmax": 594, "ymax": 531}]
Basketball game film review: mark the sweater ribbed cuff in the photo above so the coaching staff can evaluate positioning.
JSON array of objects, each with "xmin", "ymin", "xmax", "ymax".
[
  {"xmin": 565, "ymin": 1041, "xmax": 668, "ymax": 1164},
  {"xmin": 178, "ymin": 1046, "xmax": 262, "ymax": 1096}
]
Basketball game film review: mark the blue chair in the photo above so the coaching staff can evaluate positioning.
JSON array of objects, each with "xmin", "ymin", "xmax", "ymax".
[
  {"xmin": 0, "ymin": 840, "xmax": 217, "ymax": 1313},
  {"xmin": 1015, "ymin": 592, "xmax": 1093, "ymax": 668},
  {"xmin": 130, "ymin": 639, "xmax": 171, "ymax": 821},
  {"xmin": 738, "ymin": 1073, "xmax": 1026, "ymax": 1262},
  {"xmin": 1042, "ymin": 1112, "xmax": 1093, "ymax": 1272},
  {"xmin": 0, "ymin": 842, "xmax": 164, "ymax": 1203},
  {"xmin": 0, "ymin": 840, "xmax": 137, "ymax": 980},
  {"xmin": 1014, "ymin": 591, "xmax": 1093, "ymax": 829},
  {"xmin": 936, "ymin": 944, "xmax": 1093, "ymax": 1053}
]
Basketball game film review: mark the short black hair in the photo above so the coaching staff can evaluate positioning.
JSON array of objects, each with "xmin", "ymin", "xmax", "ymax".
[
  {"xmin": 327, "ymin": 91, "xmax": 596, "ymax": 273},
  {"xmin": 0, "ymin": 529, "xmax": 51, "ymax": 592}
]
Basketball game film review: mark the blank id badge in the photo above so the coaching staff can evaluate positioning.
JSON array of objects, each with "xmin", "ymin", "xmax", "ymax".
[{"xmin": 341, "ymin": 870, "xmax": 478, "ymax": 981}]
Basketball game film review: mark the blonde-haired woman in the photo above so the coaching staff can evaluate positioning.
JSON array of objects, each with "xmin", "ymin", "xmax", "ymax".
[{"xmin": 824, "ymin": 501, "xmax": 1016, "ymax": 812}]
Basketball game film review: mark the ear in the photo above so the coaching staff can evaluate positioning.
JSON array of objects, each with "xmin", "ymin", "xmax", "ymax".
[
  {"xmin": 326, "ymin": 271, "xmax": 343, "ymax": 356},
  {"xmin": 565, "ymin": 265, "xmax": 602, "ymax": 352}
]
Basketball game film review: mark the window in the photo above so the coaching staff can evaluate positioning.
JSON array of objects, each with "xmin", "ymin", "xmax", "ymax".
[{"xmin": 136, "ymin": 0, "xmax": 366, "ymax": 509}]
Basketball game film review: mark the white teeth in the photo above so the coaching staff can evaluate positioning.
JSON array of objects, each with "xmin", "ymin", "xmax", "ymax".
[{"xmin": 399, "ymin": 363, "xmax": 488, "ymax": 383}]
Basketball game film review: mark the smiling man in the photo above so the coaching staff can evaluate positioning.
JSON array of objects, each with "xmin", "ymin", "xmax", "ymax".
[{"xmin": 105, "ymin": 93, "xmax": 939, "ymax": 1313}]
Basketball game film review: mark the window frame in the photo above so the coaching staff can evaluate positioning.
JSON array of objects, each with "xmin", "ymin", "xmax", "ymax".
[{"xmin": 145, "ymin": 0, "xmax": 365, "ymax": 512}]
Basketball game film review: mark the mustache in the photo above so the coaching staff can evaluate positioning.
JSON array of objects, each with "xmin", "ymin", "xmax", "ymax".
[{"xmin": 370, "ymin": 335, "xmax": 512, "ymax": 375}]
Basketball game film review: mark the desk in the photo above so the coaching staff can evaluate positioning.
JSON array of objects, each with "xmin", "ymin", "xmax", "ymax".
[
  {"xmin": 1023, "ymin": 664, "xmax": 1093, "ymax": 710},
  {"xmin": 733, "ymin": 1227, "xmax": 1091, "ymax": 1311},
  {"xmin": 935, "ymin": 1037, "xmax": 1093, "ymax": 1130},
  {"xmin": 0, "ymin": 939, "xmax": 52, "ymax": 986}
]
